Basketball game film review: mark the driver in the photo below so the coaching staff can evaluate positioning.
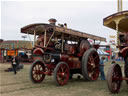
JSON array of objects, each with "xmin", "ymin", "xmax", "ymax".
[{"xmin": 37, "ymin": 34, "xmax": 44, "ymax": 47}]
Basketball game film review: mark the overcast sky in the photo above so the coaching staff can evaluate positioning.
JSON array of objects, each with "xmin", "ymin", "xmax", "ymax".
[{"xmin": 1, "ymin": 0, "xmax": 128, "ymax": 43}]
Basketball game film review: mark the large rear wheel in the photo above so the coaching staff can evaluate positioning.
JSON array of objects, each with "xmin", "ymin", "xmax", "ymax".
[
  {"xmin": 30, "ymin": 60, "xmax": 46, "ymax": 83},
  {"xmin": 82, "ymin": 48, "xmax": 100, "ymax": 81},
  {"xmin": 107, "ymin": 64, "xmax": 122, "ymax": 93},
  {"xmin": 54, "ymin": 62, "xmax": 70, "ymax": 86},
  {"xmin": 125, "ymin": 56, "xmax": 128, "ymax": 85}
]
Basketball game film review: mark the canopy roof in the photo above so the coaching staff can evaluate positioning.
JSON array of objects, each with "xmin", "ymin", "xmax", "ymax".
[
  {"xmin": 103, "ymin": 10, "xmax": 128, "ymax": 33},
  {"xmin": 0, "ymin": 40, "xmax": 33, "ymax": 49},
  {"xmin": 21, "ymin": 23, "xmax": 106, "ymax": 41}
]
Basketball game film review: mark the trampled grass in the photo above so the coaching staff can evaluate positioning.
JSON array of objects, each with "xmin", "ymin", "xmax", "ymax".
[{"xmin": 0, "ymin": 60, "xmax": 128, "ymax": 96}]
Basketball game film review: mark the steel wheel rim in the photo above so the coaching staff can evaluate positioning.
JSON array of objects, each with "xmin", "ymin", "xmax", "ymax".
[
  {"xmin": 112, "ymin": 65, "xmax": 122, "ymax": 92},
  {"xmin": 108, "ymin": 64, "xmax": 122, "ymax": 93},
  {"xmin": 56, "ymin": 64, "xmax": 69, "ymax": 85},
  {"xmin": 87, "ymin": 51, "xmax": 99, "ymax": 80},
  {"xmin": 32, "ymin": 62, "xmax": 45, "ymax": 82}
]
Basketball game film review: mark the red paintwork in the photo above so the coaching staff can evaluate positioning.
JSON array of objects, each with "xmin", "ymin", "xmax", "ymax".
[
  {"xmin": 119, "ymin": 47, "xmax": 128, "ymax": 58},
  {"xmin": 33, "ymin": 48, "xmax": 44, "ymax": 61},
  {"xmin": 93, "ymin": 45, "xmax": 100, "ymax": 50},
  {"xmin": 32, "ymin": 39, "xmax": 98, "ymax": 73},
  {"xmin": 46, "ymin": 64, "xmax": 56, "ymax": 69},
  {"xmin": 80, "ymin": 40, "xmax": 90, "ymax": 56},
  {"xmin": 106, "ymin": 33, "xmax": 128, "ymax": 93},
  {"xmin": 33, "ymin": 48, "xmax": 44, "ymax": 54},
  {"xmin": 31, "ymin": 62, "xmax": 45, "ymax": 83},
  {"xmin": 67, "ymin": 60, "xmax": 81, "ymax": 69},
  {"xmin": 118, "ymin": 33, "xmax": 128, "ymax": 58},
  {"xmin": 121, "ymin": 77, "xmax": 128, "ymax": 80},
  {"xmin": 60, "ymin": 54, "xmax": 81, "ymax": 69},
  {"xmin": 30, "ymin": 34, "xmax": 100, "ymax": 85},
  {"xmin": 87, "ymin": 51, "xmax": 99, "ymax": 80},
  {"xmin": 55, "ymin": 63, "xmax": 70, "ymax": 85},
  {"xmin": 60, "ymin": 54, "xmax": 69, "ymax": 61}
]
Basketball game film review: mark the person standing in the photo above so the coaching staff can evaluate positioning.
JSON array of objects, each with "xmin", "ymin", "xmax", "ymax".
[
  {"xmin": 11, "ymin": 55, "xmax": 19, "ymax": 74},
  {"xmin": 99, "ymin": 57, "xmax": 106, "ymax": 80}
]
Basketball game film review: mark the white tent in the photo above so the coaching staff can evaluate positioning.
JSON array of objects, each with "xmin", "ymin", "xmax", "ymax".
[
  {"xmin": 97, "ymin": 49, "xmax": 109, "ymax": 56},
  {"xmin": 100, "ymin": 41, "xmax": 108, "ymax": 46}
]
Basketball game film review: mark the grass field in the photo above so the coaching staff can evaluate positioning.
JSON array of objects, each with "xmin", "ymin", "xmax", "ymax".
[{"xmin": 0, "ymin": 60, "xmax": 128, "ymax": 96}]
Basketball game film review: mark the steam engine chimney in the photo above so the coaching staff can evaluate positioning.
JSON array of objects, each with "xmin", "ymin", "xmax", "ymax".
[{"xmin": 48, "ymin": 18, "xmax": 57, "ymax": 25}]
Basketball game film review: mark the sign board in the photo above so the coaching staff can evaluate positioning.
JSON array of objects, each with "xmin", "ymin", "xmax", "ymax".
[
  {"xmin": 7, "ymin": 50, "xmax": 18, "ymax": 56},
  {"xmin": 109, "ymin": 35, "xmax": 116, "ymax": 38}
]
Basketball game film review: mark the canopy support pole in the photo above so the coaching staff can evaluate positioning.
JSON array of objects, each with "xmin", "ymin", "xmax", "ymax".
[
  {"xmin": 44, "ymin": 30, "xmax": 47, "ymax": 48},
  {"xmin": 34, "ymin": 30, "xmax": 36, "ymax": 47},
  {"xmin": 114, "ymin": 17, "xmax": 124, "ymax": 47},
  {"xmin": 61, "ymin": 34, "xmax": 64, "ymax": 53},
  {"xmin": 116, "ymin": 22, "xmax": 120, "ymax": 46}
]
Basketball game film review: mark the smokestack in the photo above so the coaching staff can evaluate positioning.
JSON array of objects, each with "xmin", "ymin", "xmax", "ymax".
[{"xmin": 48, "ymin": 18, "xmax": 57, "ymax": 25}]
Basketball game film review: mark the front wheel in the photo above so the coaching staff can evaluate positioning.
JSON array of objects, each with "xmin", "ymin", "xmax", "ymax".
[
  {"xmin": 54, "ymin": 62, "xmax": 70, "ymax": 86},
  {"xmin": 30, "ymin": 60, "xmax": 46, "ymax": 83},
  {"xmin": 107, "ymin": 64, "xmax": 122, "ymax": 93}
]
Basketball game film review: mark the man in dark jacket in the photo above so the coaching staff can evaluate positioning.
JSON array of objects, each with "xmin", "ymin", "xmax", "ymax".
[
  {"xmin": 11, "ymin": 55, "xmax": 19, "ymax": 74},
  {"xmin": 99, "ymin": 56, "xmax": 106, "ymax": 80}
]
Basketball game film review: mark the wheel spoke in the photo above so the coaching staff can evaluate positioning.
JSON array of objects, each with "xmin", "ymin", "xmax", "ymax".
[
  {"xmin": 55, "ymin": 63, "xmax": 69, "ymax": 86},
  {"xmin": 83, "ymin": 50, "xmax": 99, "ymax": 81},
  {"xmin": 36, "ymin": 65, "xmax": 38, "ymax": 71},
  {"xmin": 91, "ymin": 54, "xmax": 95, "ymax": 63},
  {"xmin": 30, "ymin": 62, "xmax": 46, "ymax": 83},
  {"xmin": 94, "ymin": 55, "xmax": 98, "ymax": 61},
  {"xmin": 89, "ymin": 55, "xmax": 93, "ymax": 63},
  {"xmin": 107, "ymin": 64, "xmax": 122, "ymax": 93},
  {"xmin": 88, "ymin": 62, "xmax": 91, "ymax": 65},
  {"xmin": 60, "ymin": 66, "xmax": 63, "ymax": 72}
]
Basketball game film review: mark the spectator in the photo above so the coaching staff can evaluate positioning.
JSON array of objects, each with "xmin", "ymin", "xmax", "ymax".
[
  {"xmin": 64, "ymin": 23, "xmax": 67, "ymax": 28},
  {"xmin": 99, "ymin": 56, "xmax": 106, "ymax": 80},
  {"xmin": 11, "ymin": 55, "xmax": 19, "ymax": 74}
]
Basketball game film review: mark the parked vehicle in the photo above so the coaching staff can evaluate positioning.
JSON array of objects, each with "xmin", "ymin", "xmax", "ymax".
[
  {"xmin": 21, "ymin": 18, "xmax": 106, "ymax": 86},
  {"xmin": 103, "ymin": 10, "xmax": 128, "ymax": 93}
]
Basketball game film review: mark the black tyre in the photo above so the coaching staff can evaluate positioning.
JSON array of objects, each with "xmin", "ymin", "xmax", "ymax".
[
  {"xmin": 54, "ymin": 62, "xmax": 70, "ymax": 86},
  {"xmin": 82, "ymin": 48, "xmax": 100, "ymax": 81},
  {"xmin": 30, "ymin": 60, "xmax": 45, "ymax": 83},
  {"xmin": 79, "ymin": 40, "xmax": 91, "ymax": 55},
  {"xmin": 107, "ymin": 64, "xmax": 122, "ymax": 93}
]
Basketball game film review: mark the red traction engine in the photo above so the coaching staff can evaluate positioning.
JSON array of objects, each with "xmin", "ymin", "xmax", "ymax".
[
  {"xmin": 21, "ymin": 19, "xmax": 106, "ymax": 86},
  {"xmin": 106, "ymin": 33, "xmax": 128, "ymax": 93},
  {"xmin": 103, "ymin": 11, "xmax": 128, "ymax": 93}
]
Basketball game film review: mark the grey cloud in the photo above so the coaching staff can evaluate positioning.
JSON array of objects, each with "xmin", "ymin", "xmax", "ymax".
[{"xmin": 1, "ymin": 1, "xmax": 128, "ymax": 43}]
